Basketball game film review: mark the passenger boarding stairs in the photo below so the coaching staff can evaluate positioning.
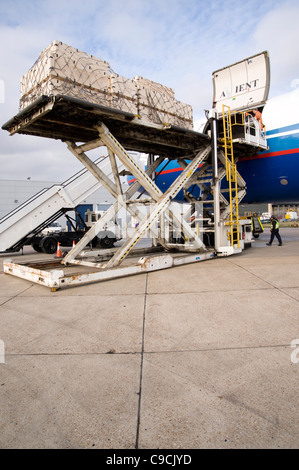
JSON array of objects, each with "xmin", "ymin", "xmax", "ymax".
[{"xmin": 0, "ymin": 156, "xmax": 123, "ymax": 252}]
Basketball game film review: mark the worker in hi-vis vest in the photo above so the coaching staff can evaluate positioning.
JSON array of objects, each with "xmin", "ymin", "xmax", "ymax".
[
  {"xmin": 252, "ymin": 109, "xmax": 264, "ymax": 130},
  {"xmin": 266, "ymin": 216, "xmax": 283, "ymax": 246}
]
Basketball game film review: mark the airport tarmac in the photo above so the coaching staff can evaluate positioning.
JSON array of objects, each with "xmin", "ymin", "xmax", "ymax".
[{"xmin": 0, "ymin": 227, "xmax": 299, "ymax": 449}]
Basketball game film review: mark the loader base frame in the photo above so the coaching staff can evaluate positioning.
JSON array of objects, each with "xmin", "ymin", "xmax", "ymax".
[{"xmin": 3, "ymin": 250, "xmax": 216, "ymax": 291}]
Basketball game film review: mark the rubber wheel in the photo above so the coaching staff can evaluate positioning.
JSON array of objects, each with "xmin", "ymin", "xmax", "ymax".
[
  {"xmin": 99, "ymin": 237, "xmax": 115, "ymax": 249},
  {"xmin": 31, "ymin": 243, "xmax": 43, "ymax": 252},
  {"xmin": 41, "ymin": 237, "xmax": 58, "ymax": 254}
]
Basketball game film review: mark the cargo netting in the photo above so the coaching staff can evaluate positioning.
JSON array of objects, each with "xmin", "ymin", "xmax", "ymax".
[{"xmin": 20, "ymin": 41, "xmax": 193, "ymax": 130}]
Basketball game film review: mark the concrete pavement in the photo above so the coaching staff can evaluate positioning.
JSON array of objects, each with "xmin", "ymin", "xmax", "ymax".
[{"xmin": 0, "ymin": 227, "xmax": 299, "ymax": 449}]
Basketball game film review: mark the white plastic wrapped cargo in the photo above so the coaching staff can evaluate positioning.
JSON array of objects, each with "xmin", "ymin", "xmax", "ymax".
[
  {"xmin": 212, "ymin": 51, "xmax": 270, "ymax": 114},
  {"xmin": 135, "ymin": 75, "xmax": 175, "ymax": 117},
  {"xmin": 20, "ymin": 40, "xmax": 111, "ymax": 110},
  {"xmin": 134, "ymin": 76, "xmax": 174, "ymax": 101},
  {"xmin": 109, "ymin": 74, "xmax": 138, "ymax": 114},
  {"xmin": 137, "ymin": 98, "xmax": 193, "ymax": 129},
  {"xmin": 170, "ymin": 101, "xmax": 193, "ymax": 129},
  {"xmin": 134, "ymin": 76, "xmax": 193, "ymax": 129},
  {"xmin": 19, "ymin": 40, "xmax": 194, "ymax": 129}
]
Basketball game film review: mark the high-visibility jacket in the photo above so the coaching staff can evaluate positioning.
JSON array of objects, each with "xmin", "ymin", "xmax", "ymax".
[
  {"xmin": 271, "ymin": 218, "xmax": 279, "ymax": 230},
  {"xmin": 253, "ymin": 110, "xmax": 264, "ymax": 129}
]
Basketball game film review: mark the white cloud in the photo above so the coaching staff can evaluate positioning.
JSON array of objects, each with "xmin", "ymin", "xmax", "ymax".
[
  {"xmin": 0, "ymin": 133, "xmax": 85, "ymax": 181},
  {"xmin": 252, "ymin": 2, "xmax": 299, "ymax": 96}
]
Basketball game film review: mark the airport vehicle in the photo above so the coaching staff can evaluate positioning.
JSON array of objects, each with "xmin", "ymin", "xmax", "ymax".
[
  {"xmin": 30, "ymin": 227, "xmax": 85, "ymax": 254},
  {"xmin": 1, "ymin": 207, "xmax": 121, "ymax": 254},
  {"xmin": 41, "ymin": 222, "xmax": 62, "ymax": 235},
  {"xmin": 0, "ymin": 156, "xmax": 125, "ymax": 254},
  {"xmin": 250, "ymin": 215, "xmax": 264, "ymax": 238},
  {"xmin": 285, "ymin": 210, "xmax": 298, "ymax": 220},
  {"xmin": 84, "ymin": 210, "xmax": 121, "ymax": 248},
  {"xmin": 260, "ymin": 212, "xmax": 271, "ymax": 221}
]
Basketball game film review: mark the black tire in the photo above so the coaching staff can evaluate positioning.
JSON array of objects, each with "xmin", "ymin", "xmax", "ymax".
[
  {"xmin": 31, "ymin": 243, "xmax": 43, "ymax": 252},
  {"xmin": 41, "ymin": 237, "xmax": 58, "ymax": 254},
  {"xmin": 99, "ymin": 236, "xmax": 115, "ymax": 249}
]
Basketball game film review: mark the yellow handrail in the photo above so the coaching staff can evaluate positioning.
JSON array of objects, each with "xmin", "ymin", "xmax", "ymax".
[{"xmin": 220, "ymin": 104, "xmax": 240, "ymax": 248}]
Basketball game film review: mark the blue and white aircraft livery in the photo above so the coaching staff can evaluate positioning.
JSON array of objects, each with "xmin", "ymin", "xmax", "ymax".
[{"xmin": 238, "ymin": 87, "xmax": 299, "ymax": 203}]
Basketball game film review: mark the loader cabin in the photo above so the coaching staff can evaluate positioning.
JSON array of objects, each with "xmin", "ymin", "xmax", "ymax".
[{"xmin": 205, "ymin": 51, "xmax": 270, "ymax": 151}]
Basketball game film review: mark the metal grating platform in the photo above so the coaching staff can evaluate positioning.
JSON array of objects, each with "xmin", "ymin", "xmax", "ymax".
[{"xmin": 2, "ymin": 95, "xmax": 210, "ymax": 160}]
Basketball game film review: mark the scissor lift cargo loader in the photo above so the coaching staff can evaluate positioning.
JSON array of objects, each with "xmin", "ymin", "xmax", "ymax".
[
  {"xmin": 1, "ymin": 93, "xmax": 263, "ymax": 290},
  {"xmin": 1, "ymin": 50, "xmax": 270, "ymax": 290}
]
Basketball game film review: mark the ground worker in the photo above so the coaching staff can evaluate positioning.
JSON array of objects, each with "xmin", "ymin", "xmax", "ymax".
[
  {"xmin": 252, "ymin": 109, "xmax": 264, "ymax": 130},
  {"xmin": 266, "ymin": 215, "xmax": 283, "ymax": 246}
]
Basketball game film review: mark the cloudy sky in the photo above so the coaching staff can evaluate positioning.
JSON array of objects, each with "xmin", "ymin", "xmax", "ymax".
[{"xmin": 1, "ymin": 0, "xmax": 299, "ymax": 181}]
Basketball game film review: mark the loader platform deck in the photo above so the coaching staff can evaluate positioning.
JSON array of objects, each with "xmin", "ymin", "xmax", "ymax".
[
  {"xmin": 2, "ymin": 95, "xmax": 209, "ymax": 159},
  {"xmin": 2, "ymin": 94, "xmax": 260, "ymax": 160}
]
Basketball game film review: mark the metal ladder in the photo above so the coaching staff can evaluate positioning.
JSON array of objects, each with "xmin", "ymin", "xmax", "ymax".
[{"xmin": 220, "ymin": 104, "xmax": 240, "ymax": 248}]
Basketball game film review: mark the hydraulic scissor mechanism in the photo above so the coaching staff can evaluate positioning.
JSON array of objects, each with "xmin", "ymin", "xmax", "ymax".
[{"xmin": 62, "ymin": 122, "xmax": 211, "ymax": 270}]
